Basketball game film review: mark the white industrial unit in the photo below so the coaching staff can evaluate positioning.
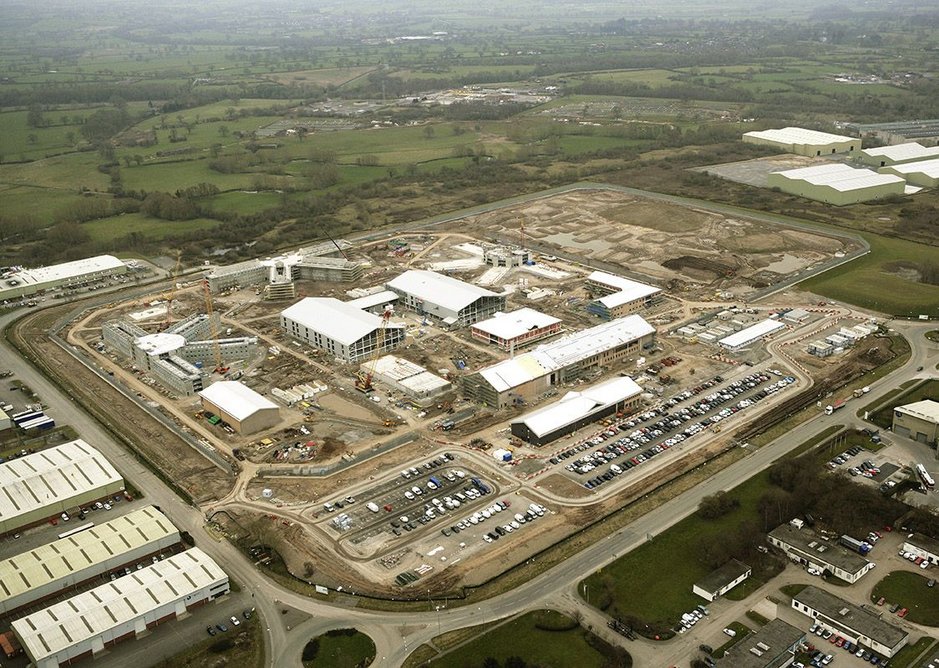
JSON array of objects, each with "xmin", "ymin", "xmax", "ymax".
[
  {"xmin": 0, "ymin": 440, "xmax": 124, "ymax": 536},
  {"xmin": 12, "ymin": 548, "xmax": 229, "ymax": 668},
  {"xmin": 281, "ymin": 297, "xmax": 406, "ymax": 362},
  {"xmin": 859, "ymin": 142, "xmax": 939, "ymax": 167},
  {"xmin": 470, "ymin": 308, "xmax": 562, "ymax": 350},
  {"xmin": 0, "ymin": 506, "xmax": 180, "ymax": 615},
  {"xmin": 743, "ymin": 127, "xmax": 860, "ymax": 156},
  {"xmin": 199, "ymin": 380, "xmax": 281, "ymax": 434},
  {"xmin": 880, "ymin": 157, "xmax": 939, "ymax": 188},
  {"xmin": 718, "ymin": 319, "xmax": 785, "ymax": 351},
  {"xmin": 0, "ymin": 255, "xmax": 127, "ymax": 302},
  {"xmin": 386, "ymin": 269, "xmax": 506, "ymax": 326},
  {"xmin": 361, "ymin": 355, "xmax": 452, "ymax": 406},
  {"xmin": 767, "ymin": 163, "xmax": 906, "ymax": 205}
]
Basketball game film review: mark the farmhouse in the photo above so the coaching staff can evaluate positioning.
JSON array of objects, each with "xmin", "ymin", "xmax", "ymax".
[
  {"xmin": 199, "ymin": 381, "xmax": 280, "ymax": 434},
  {"xmin": 386, "ymin": 269, "xmax": 506, "ymax": 326},
  {"xmin": 766, "ymin": 163, "xmax": 905, "ymax": 206},
  {"xmin": 743, "ymin": 126, "xmax": 860, "ymax": 156},
  {"xmin": 892, "ymin": 399, "xmax": 939, "ymax": 445}
]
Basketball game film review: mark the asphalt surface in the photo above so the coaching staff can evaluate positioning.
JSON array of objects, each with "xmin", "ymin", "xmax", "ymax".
[{"xmin": 1, "ymin": 306, "xmax": 936, "ymax": 668}]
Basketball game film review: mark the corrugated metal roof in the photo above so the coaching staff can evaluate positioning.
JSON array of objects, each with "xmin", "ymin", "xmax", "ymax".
[
  {"xmin": 744, "ymin": 126, "xmax": 855, "ymax": 145},
  {"xmin": 386, "ymin": 270, "xmax": 500, "ymax": 312},
  {"xmin": 862, "ymin": 142, "xmax": 939, "ymax": 162},
  {"xmin": 514, "ymin": 377, "xmax": 642, "ymax": 437},
  {"xmin": 471, "ymin": 308, "xmax": 561, "ymax": 340},
  {"xmin": 588, "ymin": 271, "xmax": 661, "ymax": 308},
  {"xmin": 0, "ymin": 441, "xmax": 123, "ymax": 528},
  {"xmin": 771, "ymin": 163, "xmax": 905, "ymax": 191},
  {"xmin": 479, "ymin": 315, "xmax": 654, "ymax": 393},
  {"xmin": 199, "ymin": 381, "xmax": 278, "ymax": 422},
  {"xmin": 0, "ymin": 506, "xmax": 179, "ymax": 608},
  {"xmin": 4, "ymin": 255, "xmax": 125, "ymax": 289},
  {"xmin": 719, "ymin": 319, "xmax": 785, "ymax": 348},
  {"xmin": 895, "ymin": 399, "xmax": 939, "ymax": 423},
  {"xmin": 281, "ymin": 297, "xmax": 404, "ymax": 346},
  {"xmin": 886, "ymin": 157, "xmax": 939, "ymax": 178},
  {"xmin": 12, "ymin": 548, "xmax": 226, "ymax": 662},
  {"xmin": 345, "ymin": 290, "xmax": 399, "ymax": 311}
]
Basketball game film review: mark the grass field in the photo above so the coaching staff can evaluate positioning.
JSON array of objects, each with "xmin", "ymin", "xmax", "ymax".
[
  {"xmin": 871, "ymin": 571, "xmax": 939, "ymax": 626},
  {"xmin": 426, "ymin": 610, "xmax": 620, "ymax": 667},
  {"xmin": 82, "ymin": 212, "xmax": 219, "ymax": 242},
  {"xmin": 302, "ymin": 629, "xmax": 376, "ymax": 668},
  {"xmin": 886, "ymin": 637, "xmax": 937, "ymax": 668}
]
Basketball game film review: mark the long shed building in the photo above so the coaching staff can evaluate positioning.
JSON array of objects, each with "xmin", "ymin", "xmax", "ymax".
[
  {"xmin": 281, "ymin": 297, "xmax": 406, "ymax": 362},
  {"xmin": 0, "ymin": 255, "xmax": 128, "ymax": 302},
  {"xmin": 860, "ymin": 142, "xmax": 939, "ymax": 167},
  {"xmin": 12, "ymin": 548, "xmax": 229, "ymax": 668},
  {"xmin": 386, "ymin": 269, "xmax": 506, "ymax": 326},
  {"xmin": 199, "ymin": 381, "xmax": 280, "ymax": 434},
  {"xmin": 0, "ymin": 506, "xmax": 180, "ymax": 616},
  {"xmin": 766, "ymin": 163, "xmax": 905, "ymax": 205},
  {"xmin": 880, "ymin": 157, "xmax": 939, "ymax": 188},
  {"xmin": 0, "ymin": 440, "xmax": 124, "ymax": 537},
  {"xmin": 743, "ymin": 127, "xmax": 860, "ymax": 156}
]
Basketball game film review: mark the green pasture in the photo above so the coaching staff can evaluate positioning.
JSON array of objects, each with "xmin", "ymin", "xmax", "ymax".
[
  {"xmin": 81, "ymin": 212, "xmax": 219, "ymax": 242},
  {"xmin": 0, "ymin": 184, "xmax": 85, "ymax": 221},
  {"xmin": 119, "ymin": 159, "xmax": 255, "ymax": 192},
  {"xmin": 0, "ymin": 152, "xmax": 108, "ymax": 191},
  {"xmin": 204, "ymin": 191, "xmax": 282, "ymax": 215}
]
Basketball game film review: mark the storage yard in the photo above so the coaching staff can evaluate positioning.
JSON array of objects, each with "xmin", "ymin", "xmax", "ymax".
[{"xmin": 25, "ymin": 187, "xmax": 885, "ymax": 595}]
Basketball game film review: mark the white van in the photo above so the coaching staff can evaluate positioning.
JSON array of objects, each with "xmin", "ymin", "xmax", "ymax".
[{"xmin": 366, "ymin": 502, "xmax": 380, "ymax": 513}]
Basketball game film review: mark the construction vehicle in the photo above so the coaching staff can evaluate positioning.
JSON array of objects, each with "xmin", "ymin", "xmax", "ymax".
[
  {"xmin": 355, "ymin": 305, "xmax": 394, "ymax": 392},
  {"xmin": 201, "ymin": 278, "xmax": 227, "ymax": 374}
]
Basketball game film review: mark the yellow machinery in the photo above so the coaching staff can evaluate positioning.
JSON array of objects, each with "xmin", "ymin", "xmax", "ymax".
[
  {"xmin": 201, "ymin": 277, "xmax": 227, "ymax": 374},
  {"xmin": 159, "ymin": 250, "xmax": 182, "ymax": 331},
  {"xmin": 355, "ymin": 305, "xmax": 394, "ymax": 392}
]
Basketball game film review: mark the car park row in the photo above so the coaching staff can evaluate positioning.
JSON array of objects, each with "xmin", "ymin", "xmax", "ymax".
[
  {"xmin": 805, "ymin": 623, "xmax": 889, "ymax": 666},
  {"xmin": 206, "ymin": 608, "xmax": 254, "ymax": 636}
]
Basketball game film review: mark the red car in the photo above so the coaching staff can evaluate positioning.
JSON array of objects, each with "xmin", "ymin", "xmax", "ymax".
[
  {"xmin": 836, "ymin": 637, "xmax": 845, "ymax": 647},
  {"xmin": 898, "ymin": 608, "xmax": 908, "ymax": 618},
  {"xmin": 829, "ymin": 634, "xmax": 838, "ymax": 644},
  {"xmin": 876, "ymin": 597, "xmax": 885, "ymax": 606}
]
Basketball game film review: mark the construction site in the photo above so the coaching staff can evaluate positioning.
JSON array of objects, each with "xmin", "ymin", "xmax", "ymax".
[{"xmin": 44, "ymin": 187, "xmax": 893, "ymax": 596}]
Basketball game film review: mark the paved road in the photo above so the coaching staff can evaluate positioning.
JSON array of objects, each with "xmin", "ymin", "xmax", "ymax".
[{"xmin": 2, "ymin": 306, "xmax": 936, "ymax": 668}]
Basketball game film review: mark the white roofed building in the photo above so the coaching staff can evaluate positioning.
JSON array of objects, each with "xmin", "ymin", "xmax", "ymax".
[
  {"xmin": 511, "ymin": 376, "xmax": 642, "ymax": 445},
  {"xmin": 766, "ymin": 163, "xmax": 905, "ymax": 205},
  {"xmin": 471, "ymin": 308, "xmax": 562, "ymax": 350},
  {"xmin": 0, "ymin": 506, "xmax": 181, "ymax": 615},
  {"xmin": 199, "ymin": 381, "xmax": 280, "ymax": 434},
  {"xmin": 361, "ymin": 355, "xmax": 452, "ymax": 406},
  {"xmin": 0, "ymin": 255, "xmax": 127, "ymax": 302},
  {"xmin": 463, "ymin": 315, "xmax": 655, "ymax": 408},
  {"xmin": 0, "ymin": 440, "xmax": 124, "ymax": 537},
  {"xmin": 880, "ymin": 157, "xmax": 939, "ymax": 188},
  {"xmin": 386, "ymin": 269, "xmax": 506, "ymax": 326},
  {"xmin": 743, "ymin": 126, "xmax": 860, "ymax": 156},
  {"xmin": 281, "ymin": 297, "xmax": 406, "ymax": 362},
  {"xmin": 892, "ymin": 399, "xmax": 939, "ymax": 445},
  {"xmin": 345, "ymin": 290, "xmax": 399, "ymax": 314},
  {"xmin": 718, "ymin": 319, "xmax": 785, "ymax": 351},
  {"xmin": 860, "ymin": 142, "xmax": 939, "ymax": 167},
  {"xmin": 12, "ymin": 548, "xmax": 229, "ymax": 668},
  {"xmin": 585, "ymin": 271, "xmax": 662, "ymax": 319}
]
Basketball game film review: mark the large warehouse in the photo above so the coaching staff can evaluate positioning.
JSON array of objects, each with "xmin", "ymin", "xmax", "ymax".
[
  {"xmin": 386, "ymin": 269, "xmax": 506, "ymax": 326},
  {"xmin": 463, "ymin": 315, "xmax": 655, "ymax": 408},
  {"xmin": 0, "ymin": 255, "xmax": 127, "ymax": 302},
  {"xmin": 585, "ymin": 271, "xmax": 661, "ymax": 319},
  {"xmin": 859, "ymin": 142, "xmax": 939, "ymax": 168},
  {"xmin": 0, "ymin": 440, "xmax": 124, "ymax": 537},
  {"xmin": 0, "ymin": 506, "xmax": 180, "ymax": 616},
  {"xmin": 470, "ymin": 308, "xmax": 562, "ymax": 350},
  {"xmin": 892, "ymin": 399, "xmax": 939, "ymax": 445},
  {"xmin": 510, "ymin": 376, "xmax": 642, "ymax": 445},
  {"xmin": 766, "ymin": 163, "xmax": 906, "ymax": 205},
  {"xmin": 880, "ymin": 157, "xmax": 939, "ymax": 188},
  {"xmin": 742, "ymin": 126, "xmax": 860, "ymax": 156},
  {"xmin": 12, "ymin": 548, "xmax": 229, "ymax": 668},
  {"xmin": 281, "ymin": 297, "xmax": 406, "ymax": 362},
  {"xmin": 199, "ymin": 381, "xmax": 280, "ymax": 434}
]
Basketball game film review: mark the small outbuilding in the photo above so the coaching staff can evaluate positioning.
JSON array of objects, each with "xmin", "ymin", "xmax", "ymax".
[
  {"xmin": 199, "ymin": 381, "xmax": 280, "ymax": 434},
  {"xmin": 693, "ymin": 559, "xmax": 752, "ymax": 602},
  {"xmin": 892, "ymin": 399, "xmax": 939, "ymax": 445}
]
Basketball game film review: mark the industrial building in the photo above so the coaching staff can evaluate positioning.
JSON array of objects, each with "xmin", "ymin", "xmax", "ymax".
[
  {"xmin": 791, "ymin": 586, "xmax": 908, "ymax": 658},
  {"xmin": 361, "ymin": 356, "xmax": 452, "ymax": 406},
  {"xmin": 0, "ymin": 407, "xmax": 10, "ymax": 432},
  {"xmin": 199, "ymin": 381, "xmax": 280, "ymax": 434},
  {"xmin": 766, "ymin": 163, "xmax": 906, "ymax": 206},
  {"xmin": 718, "ymin": 319, "xmax": 786, "ymax": 351},
  {"xmin": 12, "ymin": 548, "xmax": 229, "ymax": 668},
  {"xmin": 715, "ymin": 619, "xmax": 805, "ymax": 668},
  {"xmin": 0, "ymin": 255, "xmax": 128, "ymax": 302},
  {"xmin": 470, "ymin": 308, "xmax": 562, "ymax": 350},
  {"xmin": 767, "ymin": 523, "xmax": 875, "ymax": 584},
  {"xmin": 742, "ymin": 127, "xmax": 860, "ymax": 156},
  {"xmin": 859, "ymin": 142, "xmax": 939, "ymax": 167},
  {"xmin": 386, "ymin": 269, "xmax": 506, "ymax": 327},
  {"xmin": 849, "ymin": 119, "xmax": 939, "ymax": 145},
  {"xmin": 204, "ymin": 239, "xmax": 360, "ymax": 294},
  {"xmin": 892, "ymin": 399, "xmax": 939, "ymax": 445},
  {"xmin": 0, "ymin": 506, "xmax": 180, "ymax": 616},
  {"xmin": 482, "ymin": 246, "xmax": 532, "ymax": 267},
  {"xmin": 0, "ymin": 440, "xmax": 124, "ymax": 537},
  {"xmin": 346, "ymin": 290, "xmax": 399, "ymax": 314},
  {"xmin": 102, "ymin": 313, "xmax": 259, "ymax": 396},
  {"xmin": 880, "ymin": 157, "xmax": 939, "ymax": 188},
  {"xmin": 280, "ymin": 297, "xmax": 406, "ymax": 362},
  {"xmin": 692, "ymin": 559, "xmax": 751, "ymax": 602},
  {"xmin": 510, "ymin": 376, "xmax": 642, "ymax": 446},
  {"xmin": 901, "ymin": 533, "xmax": 939, "ymax": 566},
  {"xmin": 463, "ymin": 315, "xmax": 655, "ymax": 409},
  {"xmin": 585, "ymin": 271, "xmax": 662, "ymax": 319}
]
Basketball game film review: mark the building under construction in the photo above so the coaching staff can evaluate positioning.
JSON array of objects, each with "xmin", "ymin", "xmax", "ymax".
[{"xmin": 102, "ymin": 313, "xmax": 258, "ymax": 396}]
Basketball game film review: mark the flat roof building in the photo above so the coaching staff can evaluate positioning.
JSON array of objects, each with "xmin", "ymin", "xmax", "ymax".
[
  {"xmin": 743, "ymin": 127, "xmax": 860, "ymax": 156},
  {"xmin": 12, "ymin": 548, "xmax": 229, "ymax": 668},
  {"xmin": 768, "ymin": 523, "xmax": 874, "ymax": 584},
  {"xmin": 766, "ymin": 163, "xmax": 905, "ymax": 206},
  {"xmin": 463, "ymin": 315, "xmax": 655, "ymax": 409},
  {"xmin": 386, "ymin": 269, "xmax": 506, "ymax": 326},
  {"xmin": 361, "ymin": 355, "xmax": 451, "ymax": 407},
  {"xmin": 280, "ymin": 297, "xmax": 406, "ymax": 363},
  {"xmin": 892, "ymin": 399, "xmax": 939, "ymax": 445},
  {"xmin": 715, "ymin": 618, "xmax": 804, "ymax": 668},
  {"xmin": 510, "ymin": 376, "xmax": 643, "ymax": 446},
  {"xmin": 860, "ymin": 142, "xmax": 939, "ymax": 168},
  {"xmin": 719, "ymin": 319, "xmax": 786, "ymax": 351},
  {"xmin": 792, "ymin": 586, "xmax": 908, "ymax": 658},
  {"xmin": 693, "ymin": 559, "xmax": 752, "ymax": 602},
  {"xmin": 470, "ymin": 308, "xmax": 562, "ymax": 351},
  {"xmin": 0, "ymin": 255, "xmax": 127, "ymax": 302},
  {"xmin": 199, "ymin": 381, "xmax": 280, "ymax": 434},
  {"xmin": 902, "ymin": 533, "xmax": 939, "ymax": 566},
  {"xmin": 585, "ymin": 271, "xmax": 662, "ymax": 320},
  {"xmin": 880, "ymin": 157, "xmax": 939, "ymax": 188},
  {"xmin": 0, "ymin": 506, "xmax": 180, "ymax": 616},
  {"xmin": 0, "ymin": 440, "xmax": 124, "ymax": 537}
]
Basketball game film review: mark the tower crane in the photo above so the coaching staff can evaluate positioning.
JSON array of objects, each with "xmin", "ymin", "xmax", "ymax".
[
  {"xmin": 159, "ymin": 250, "xmax": 182, "ymax": 331},
  {"xmin": 355, "ymin": 305, "xmax": 394, "ymax": 393},
  {"xmin": 202, "ymin": 277, "xmax": 227, "ymax": 374}
]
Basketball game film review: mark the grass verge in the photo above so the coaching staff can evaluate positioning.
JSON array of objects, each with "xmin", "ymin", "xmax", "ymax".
[
  {"xmin": 871, "ymin": 571, "xmax": 939, "ymax": 626},
  {"xmin": 887, "ymin": 637, "xmax": 937, "ymax": 668},
  {"xmin": 301, "ymin": 628, "xmax": 376, "ymax": 668}
]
